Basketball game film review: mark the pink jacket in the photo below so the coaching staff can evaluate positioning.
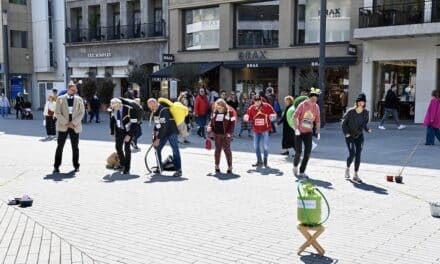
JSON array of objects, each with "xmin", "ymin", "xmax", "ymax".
[
  {"xmin": 294, "ymin": 100, "xmax": 321, "ymax": 134},
  {"xmin": 423, "ymin": 97, "xmax": 440, "ymax": 128}
]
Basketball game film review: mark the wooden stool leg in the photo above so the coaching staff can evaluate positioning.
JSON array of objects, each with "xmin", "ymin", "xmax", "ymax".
[{"xmin": 297, "ymin": 225, "xmax": 325, "ymax": 256}]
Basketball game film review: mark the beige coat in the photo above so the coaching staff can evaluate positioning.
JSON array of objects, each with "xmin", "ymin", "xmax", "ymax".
[{"xmin": 55, "ymin": 94, "xmax": 85, "ymax": 133}]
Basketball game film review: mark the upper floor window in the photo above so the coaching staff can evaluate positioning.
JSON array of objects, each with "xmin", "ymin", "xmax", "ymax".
[
  {"xmin": 184, "ymin": 7, "xmax": 220, "ymax": 50},
  {"xmin": 10, "ymin": 31, "xmax": 28, "ymax": 48},
  {"xmin": 235, "ymin": 1, "xmax": 279, "ymax": 48},
  {"xmin": 296, "ymin": 0, "xmax": 351, "ymax": 44},
  {"xmin": 9, "ymin": 0, "xmax": 26, "ymax": 5}
]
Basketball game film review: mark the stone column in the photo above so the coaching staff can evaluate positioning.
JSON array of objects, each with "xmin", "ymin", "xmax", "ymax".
[
  {"xmin": 100, "ymin": 4, "xmax": 107, "ymax": 30},
  {"xmin": 219, "ymin": 3, "xmax": 233, "ymax": 52},
  {"xmin": 169, "ymin": 9, "xmax": 181, "ymax": 53},
  {"xmin": 220, "ymin": 67, "xmax": 233, "ymax": 93},
  {"xmin": 81, "ymin": 4, "xmax": 88, "ymax": 29},
  {"xmin": 279, "ymin": 0, "xmax": 294, "ymax": 48},
  {"xmin": 278, "ymin": 66, "xmax": 292, "ymax": 102},
  {"xmin": 141, "ymin": 0, "xmax": 152, "ymax": 24},
  {"xmin": 120, "ymin": 1, "xmax": 128, "ymax": 27}
]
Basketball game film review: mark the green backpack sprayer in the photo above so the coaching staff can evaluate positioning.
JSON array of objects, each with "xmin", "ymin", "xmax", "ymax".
[{"xmin": 297, "ymin": 180, "xmax": 330, "ymax": 226}]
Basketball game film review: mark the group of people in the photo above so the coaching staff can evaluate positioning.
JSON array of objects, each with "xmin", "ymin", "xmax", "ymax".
[{"xmin": 0, "ymin": 92, "xmax": 27, "ymax": 119}]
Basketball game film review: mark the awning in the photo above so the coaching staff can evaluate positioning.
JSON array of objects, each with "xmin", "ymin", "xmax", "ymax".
[
  {"xmin": 150, "ymin": 62, "xmax": 221, "ymax": 78},
  {"xmin": 68, "ymin": 59, "xmax": 132, "ymax": 68}
]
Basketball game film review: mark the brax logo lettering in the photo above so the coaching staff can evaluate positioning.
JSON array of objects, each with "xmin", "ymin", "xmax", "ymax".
[{"xmin": 238, "ymin": 50, "xmax": 267, "ymax": 61}]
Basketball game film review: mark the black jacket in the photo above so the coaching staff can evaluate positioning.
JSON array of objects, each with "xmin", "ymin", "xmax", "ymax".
[
  {"xmin": 384, "ymin": 89, "xmax": 400, "ymax": 109},
  {"xmin": 90, "ymin": 96, "xmax": 101, "ymax": 110},
  {"xmin": 342, "ymin": 108, "xmax": 370, "ymax": 138},
  {"xmin": 110, "ymin": 105, "xmax": 137, "ymax": 137},
  {"xmin": 153, "ymin": 105, "xmax": 178, "ymax": 140}
]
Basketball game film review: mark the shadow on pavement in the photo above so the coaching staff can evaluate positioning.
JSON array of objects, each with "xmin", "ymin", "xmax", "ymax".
[
  {"xmin": 300, "ymin": 253, "xmax": 338, "ymax": 264},
  {"xmin": 144, "ymin": 174, "xmax": 188, "ymax": 183},
  {"xmin": 206, "ymin": 172, "xmax": 241, "ymax": 181},
  {"xmin": 44, "ymin": 171, "xmax": 76, "ymax": 182},
  {"xmin": 247, "ymin": 167, "xmax": 284, "ymax": 176},
  {"xmin": 295, "ymin": 178, "xmax": 334, "ymax": 190},
  {"xmin": 348, "ymin": 179, "xmax": 388, "ymax": 195},
  {"xmin": 102, "ymin": 172, "xmax": 140, "ymax": 182}
]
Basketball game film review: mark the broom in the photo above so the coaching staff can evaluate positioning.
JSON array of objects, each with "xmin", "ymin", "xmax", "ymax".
[{"xmin": 387, "ymin": 138, "xmax": 423, "ymax": 183}]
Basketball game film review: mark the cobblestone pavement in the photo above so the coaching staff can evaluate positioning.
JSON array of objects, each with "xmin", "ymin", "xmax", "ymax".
[{"xmin": 0, "ymin": 116, "xmax": 439, "ymax": 264}]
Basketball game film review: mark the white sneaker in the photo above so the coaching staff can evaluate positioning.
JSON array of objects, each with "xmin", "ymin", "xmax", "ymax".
[
  {"xmin": 378, "ymin": 126, "xmax": 386, "ymax": 130},
  {"xmin": 397, "ymin": 125, "xmax": 406, "ymax": 130},
  {"xmin": 345, "ymin": 168, "xmax": 351, "ymax": 179},
  {"xmin": 293, "ymin": 167, "xmax": 298, "ymax": 176},
  {"xmin": 353, "ymin": 172, "xmax": 363, "ymax": 183},
  {"xmin": 312, "ymin": 141, "xmax": 318, "ymax": 151}
]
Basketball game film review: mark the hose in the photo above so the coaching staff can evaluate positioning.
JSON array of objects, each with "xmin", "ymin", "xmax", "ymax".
[{"xmin": 298, "ymin": 180, "xmax": 331, "ymax": 226}]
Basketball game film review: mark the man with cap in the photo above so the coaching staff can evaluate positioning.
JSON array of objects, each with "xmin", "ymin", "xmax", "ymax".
[
  {"xmin": 293, "ymin": 87, "xmax": 321, "ymax": 178},
  {"xmin": 342, "ymin": 93, "xmax": 372, "ymax": 183},
  {"xmin": 244, "ymin": 95, "xmax": 277, "ymax": 167}
]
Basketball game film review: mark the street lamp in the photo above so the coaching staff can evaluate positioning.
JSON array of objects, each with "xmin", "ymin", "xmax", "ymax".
[
  {"xmin": 2, "ymin": 10, "xmax": 9, "ymax": 98},
  {"xmin": 319, "ymin": 0, "xmax": 327, "ymax": 127}
]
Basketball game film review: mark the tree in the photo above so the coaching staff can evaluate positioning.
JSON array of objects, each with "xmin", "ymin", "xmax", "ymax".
[
  {"xmin": 171, "ymin": 63, "xmax": 201, "ymax": 91},
  {"xmin": 79, "ymin": 72, "xmax": 98, "ymax": 101},
  {"xmin": 98, "ymin": 72, "xmax": 115, "ymax": 105},
  {"xmin": 128, "ymin": 65, "xmax": 149, "ymax": 99}
]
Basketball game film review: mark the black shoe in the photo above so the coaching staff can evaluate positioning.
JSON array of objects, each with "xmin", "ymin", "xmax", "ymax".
[
  {"xmin": 215, "ymin": 168, "xmax": 220, "ymax": 173},
  {"xmin": 123, "ymin": 170, "xmax": 130, "ymax": 175},
  {"xmin": 183, "ymin": 140, "xmax": 190, "ymax": 144},
  {"xmin": 263, "ymin": 158, "xmax": 268, "ymax": 167},
  {"xmin": 281, "ymin": 151, "xmax": 289, "ymax": 156},
  {"xmin": 173, "ymin": 171, "xmax": 183, "ymax": 177},
  {"xmin": 227, "ymin": 169, "xmax": 232, "ymax": 174},
  {"xmin": 114, "ymin": 165, "xmax": 124, "ymax": 171},
  {"xmin": 252, "ymin": 161, "xmax": 263, "ymax": 167},
  {"xmin": 53, "ymin": 168, "xmax": 60, "ymax": 174},
  {"xmin": 74, "ymin": 167, "xmax": 80, "ymax": 173}
]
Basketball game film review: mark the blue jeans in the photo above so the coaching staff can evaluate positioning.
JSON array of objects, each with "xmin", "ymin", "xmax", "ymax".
[
  {"xmin": 1, "ymin": 107, "xmax": 8, "ymax": 117},
  {"xmin": 254, "ymin": 131, "xmax": 270, "ymax": 162},
  {"xmin": 156, "ymin": 133, "xmax": 182, "ymax": 171},
  {"xmin": 426, "ymin": 126, "xmax": 440, "ymax": 145},
  {"xmin": 196, "ymin": 115, "xmax": 207, "ymax": 137}
]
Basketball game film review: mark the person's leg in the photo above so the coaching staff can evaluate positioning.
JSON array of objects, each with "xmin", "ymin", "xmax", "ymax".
[
  {"xmin": 156, "ymin": 137, "xmax": 168, "ymax": 168},
  {"xmin": 214, "ymin": 134, "xmax": 223, "ymax": 168},
  {"xmin": 434, "ymin": 127, "xmax": 440, "ymax": 143},
  {"xmin": 294, "ymin": 134, "xmax": 303, "ymax": 168},
  {"xmin": 69, "ymin": 129, "xmax": 80, "ymax": 169},
  {"xmin": 391, "ymin": 109, "xmax": 401, "ymax": 126},
  {"xmin": 168, "ymin": 133, "xmax": 182, "ymax": 171},
  {"xmin": 123, "ymin": 137, "xmax": 131, "ymax": 172},
  {"xmin": 345, "ymin": 137, "xmax": 355, "ymax": 168},
  {"xmin": 263, "ymin": 131, "xmax": 269, "ymax": 165},
  {"xmin": 354, "ymin": 135, "xmax": 364, "ymax": 172},
  {"xmin": 201, "ymin": 115, "xmax": 207, "ymax": 138},
  {"xmin": 96, "ymin": 110, "xmax": 100, "ymax": 122},
  {"xmin": 299, "ymin": 133, "xmax": 313, "ymax": 174},
  {"xmin": 54, "ymin": 131, "xmax": 68, "ymax": 169},
  {"xmin": 45, "ymin": 116, "xmax": 51, "ymax": 136},
  {"xmin": 16, "ymin": 108, "xmax": 19, "ymax": 119},
  {"xmin": 426, "ymin": 126, "xmax": 435, "ymax": 145},
  {"xmin": 380, "ymin": 109, "xmax": 389, "ymax": 126},
  {"xmin": 254, "ymin": 133, "xmax": 262, "ymax": 163},
  {"xmin": 196, "ymin": 116, "xmax": 202, "ymax": 135},
  {"xmin": 115, "ymin": 133, "xmax": 125, "ymax": 168},
  {"xmin": 223, "ymin": 135, "xmax": 232, "ymax": 169}
]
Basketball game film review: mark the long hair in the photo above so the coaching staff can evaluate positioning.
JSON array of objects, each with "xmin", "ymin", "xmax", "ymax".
[
  {"xmin": 284, "ymin": 96, "xmax": 294, "ymax": 106},
  {"xmin": 214, "ymin": 99, "xmax": 228, "ymax": 114}
]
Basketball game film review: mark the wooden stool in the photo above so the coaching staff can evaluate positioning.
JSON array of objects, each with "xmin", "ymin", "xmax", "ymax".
[{"xmin": 297, "ymin": 224, "xmax": 325, "ymax": 256}]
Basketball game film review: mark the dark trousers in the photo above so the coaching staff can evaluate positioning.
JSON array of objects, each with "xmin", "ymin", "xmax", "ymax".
[
  {"xmin": 380, "ymin": 108, "xmax": 401, "ymax": 126},
  {"xmin": 54, "ymin": 128, "xmax": 79, "ymax": 169},
  {"xmin": 345, "ymin": 134, "xmax": 364, "ymax": 172},
  {"xmin": 16, "ymin": 108, "xmax": 22, "ymax": 119},
  {"xmin": 214, "ymin": 134, "xmax": 232, "ymax": 168},
  {"xmin": 115, "ymin": 131, "xmax": 131, "ymax": 171},
  {"xmin": 45, "ymin": 116, "xmax": 56, "ymax": 136},
  {"xmin": 294, "ymin": 132, "xmax": 313, "ymax": 173},
  {"xmin": 132, "ymin": 123, "xmax": 142, "ymax": 145},
  {"xmin": 426, "ymin": 126, "xmax": 440, "ymax": 145},
  {"xmin": 197, "ymin": 115, "xmax": 207, "ymax": 137},
  {"xmin": 89, "ymin": 110, "xmax": 100, "ymax": 122},
  {"xmin": 156, "ymin": 133, "xmax": 181, "ymax": 171}
]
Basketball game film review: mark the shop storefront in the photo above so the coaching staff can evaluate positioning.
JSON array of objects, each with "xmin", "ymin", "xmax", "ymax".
[{"xmin": 233, "ymin": 67, "xmax": 278, "ymax": 98}]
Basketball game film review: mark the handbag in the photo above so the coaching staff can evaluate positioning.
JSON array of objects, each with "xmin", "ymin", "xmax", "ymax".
[{"xmin": 205, "ymin": 138, "xmax": 212, "ymax": 150}]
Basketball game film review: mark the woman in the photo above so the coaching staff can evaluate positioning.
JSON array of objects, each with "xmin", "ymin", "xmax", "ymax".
[
  {"xmin": 0, "ymin": 93, "xmax": 10, "ymax": 118},
  {"xmin": 43, "ymin": 95, "xmax": 57, "ymax": 139},
  {"xmin": 207, "ymin": 99, "xmax": 236, "ymax": 174},
  {"xmin": 342, "ymin": 93, "xmax": 372, "ymax": 183},
  {"xmin": 277, "ymin": 96, "xmax": 295, "ymax": 155},
  {"xmin": 178, "ymin": 92, "xmax": 191, "ymax": 144},
  {"xmin": 238, "ymin": 92, "xmax": 253, "ymax": 138},
  {"xmin": 423, "ymin": 89, "xmax": 440, "ymax": 145}
]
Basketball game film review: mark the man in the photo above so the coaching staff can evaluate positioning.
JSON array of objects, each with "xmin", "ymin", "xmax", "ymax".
[
  {"xmin": 0, "ymin": 93, "xmax": 10, "ymax": 118},
  {"xmin": 147, "ymin": 98, "xmax": 182, "ymax": 177},
  {"xmin": 293, "ymin": 88, "xmax": 321, "ymax": 178},
  {"xmin": 89, "ymin": 92, "xmax": 101, "ymax": 123},
  {"xmin": 194, "ymin": 88, "xmax": 209, "ymax": 138},
  {"xmin": 15, "ymin": 92, "xmax": 25, "ymax": 119},
  {"xmin": 266, "ymin": 87, "xmax": 279, "ymax": 133},
  {"xmin": 379, "ymin": 85, "xmax": 406, "ymax": 130},
  {"xmin": 53, "ymin": 84, "xmax": 85, "ymax": 173},
  {"xmin": 109, "ymin": 98, "xmax": 137, "ymax": 174},
  {"xmin": 244, "ymin": 95, "xmax": 276, "ymax": 167}
]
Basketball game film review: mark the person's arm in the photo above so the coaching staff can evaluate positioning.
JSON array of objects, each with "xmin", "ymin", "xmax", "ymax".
[
  {"xmin": 363, "ymin": 110, "xmax": 371, "ymax": 133},
  {"xmin": 227, "ymin": 112, "xmax": 236, "ymax": 135},
  {"xmin": 293, "ymin": 103, "xmax": 303, "ymax": 130},
  {"xmin": 315, "ymin": 105, "xmax": 321, "ymax": 135},
  {"xmin": 71, "ymin": 98, "xmax": 85, "ymax": 127},
  {"xmin": 55, "ymin": 98, "xmax": 68, "ymax": 126},
  {"xmin": 110, "ymin": 113, "xmax": 115, "ymax": 136},
  {"xmin": 427, "ymin": 99, "xmax": 436, "ymax": 124},
  {"xmin": 156, "ymin": 108, "xmax": 171, "ymax": 140},
  {"xmin": 43, "ymin": 102, "xmax": 48, "ymax": 117},
  {"xmin": 342, "ymin": 110, "xmax": 350, "ymax": 136}
]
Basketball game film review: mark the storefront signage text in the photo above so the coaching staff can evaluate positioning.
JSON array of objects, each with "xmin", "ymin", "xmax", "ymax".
[
  {"xmin": 246, "ymin": 64, "xmax": 259, "ymax": 68},
  {"xmin": 87, "ymin": 52, "xmax": 112, "ymax": 58},
  {"xmin": 318, "ymin": 8, "xmax": 342, "ymax": 18},
  {"xmin": 238, "ymin": 50, "xmax": 267, "ymax": 61},
  {"xmin": 347, "ymin": 44, "xmax": 357, "ymax": 56},
  {"xmin": 163, "ymin": 54, "xmax": 175, "ymax": 62}
]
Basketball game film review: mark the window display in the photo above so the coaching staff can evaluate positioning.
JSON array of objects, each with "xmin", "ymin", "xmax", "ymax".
[{"xmin": 184, "ymin": 7, "xmax": 220, "ymax": 50}]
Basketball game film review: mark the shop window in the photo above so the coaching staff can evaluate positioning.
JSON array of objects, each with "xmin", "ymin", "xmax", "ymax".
[
  {"xmin": 184, "ymin": 7, "xmax": 220, "ymax": 50},
  {"xmin": 235, "ymin": 1, "xmax": 279, "ymax": 48},
  {"xmin": 10, "ymin": 31, "xmax": 28, "ymax": 48},
  {"xmin": 295, "ymin": 0, "xmax": 351, "ymax": 44},
  {"xmin": 9, "ymin": 0, "xmax": 26, "ymax": 5}
]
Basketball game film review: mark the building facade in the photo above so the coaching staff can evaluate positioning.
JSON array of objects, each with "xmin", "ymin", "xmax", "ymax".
[
  {"xmin": 162, "ymin": 0, "xmax": 364, "ymax": 121},
  {"xmin": 32, "ymin": 0, "xmax": 67, "ymax": 109},
  {"xmin": 0, "ymin": 0, "xmax": 33, "ymax": 104},
  {"xmin": 355, "ymin": 0, "xmax": 440, "ymax": 123},
  {"xmin": 65, "ymin": 0, "xmax": 168, "ymax": 98}
]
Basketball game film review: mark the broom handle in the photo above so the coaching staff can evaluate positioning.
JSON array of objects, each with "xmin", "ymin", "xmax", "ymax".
[{"xmin": 398, "ymin": 139, "xmax": 422, "ymax": 177}]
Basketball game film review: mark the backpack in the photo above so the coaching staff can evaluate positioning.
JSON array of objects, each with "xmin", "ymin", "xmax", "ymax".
[
  {"xmin": 119, "ymin": 98, "xmax": 143, "ymax": 122},
  {"xmin": 158, "ymin": 98, "xmax": 189, "ymax": 125}
]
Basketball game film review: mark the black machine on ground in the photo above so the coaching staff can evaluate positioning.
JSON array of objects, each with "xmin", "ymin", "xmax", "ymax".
[{"xmin": 144, "ymin": 144, "xmax": 175, "ymax": 174}]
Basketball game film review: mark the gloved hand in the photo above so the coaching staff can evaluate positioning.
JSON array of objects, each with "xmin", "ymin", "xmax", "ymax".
[
  {"xmin": 243, "ymin": 114, "xmax": 249, "ymax": 122},
  {"xmin": 295, "ymin": 129, "xmax": 301, "ymax": 136},
  {"xmin": 317, "ymin": 133, "xmax": 321, "ymax": 140}
]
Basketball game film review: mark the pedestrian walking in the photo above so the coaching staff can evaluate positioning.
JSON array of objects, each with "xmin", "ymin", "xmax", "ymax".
[
  {"xmin": 244, "ymin": 95, "xmax": 277, "ymax": 167},
  {"xmin": 207, "ymin": 99, "xmax": 236, "ymax": 174},
  {"xmin": 238, "ymin": 92, "xmax": 253, "ymax": 138},
  {"xmin": 53, "ymin": 84, "xmax": 85, "ymax": 174},
  {"xmin": 148, "ymin": 98, "xmax": 183, "ymax": 177},
  {"xmin": 15, "ymin": 92, "xmax": 25, "ymax": 119},
  {"xmin": 379, "ymin": 85, "xmax": 406, "ymax": 130},
  {"xmin": 293, "ymin": 88, "xmax": 321, "ymax": 178},
  {"xmin": 89, "ymin": 93, "xmax": 101, "ymax": 123},
  {"xmin": 226, "ymin": 93, "xmax": 239, "ymax": 112},
  {"xmin": 423, "ymin": 89, "xmax": 440, "ymax": 145},
  {"xmin": 82, "ymin": 99, "xmax": 89, "ymax": 124},
  {"xmin": 342, "ymin": 93, "xmax": 372, "ymax": 183},
  {"xmin": 131, "ymin": 98, "xmax": 143, "ymax": 150},
  {"xmin": 194, "ymin": 88, "xmax": 209, "ymax": 138},
  {"xmin": 109, "ymin": 98, "xmax": 137, "ymax": 174},
  {"xmin": 178, "ymin": 92, "xmax": 191, "ymax": 144},
  {"xmin": 43, "ymin": 94, "xmax": 57, "ymax": 139},
  {"xmin": 277, "ymin": 96, "xmax": 296, "ymax": 155},
  {"xmin": 0, "ymin": 93, "xmax": 10, "ymax": 118}
]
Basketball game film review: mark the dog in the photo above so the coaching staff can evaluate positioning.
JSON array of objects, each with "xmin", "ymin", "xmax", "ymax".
[{"xmin": 106, "ymin": 152, "xmax": 120, "ymax": 169}]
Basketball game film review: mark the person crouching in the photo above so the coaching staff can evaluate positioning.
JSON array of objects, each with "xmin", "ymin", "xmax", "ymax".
[
  {"xmin": 207, "ymin": 99, "xmax": 236, "ymax": 174},
  {"xmin": 109, "ymin": 98, "xmax": 136, "ymax": 174}
]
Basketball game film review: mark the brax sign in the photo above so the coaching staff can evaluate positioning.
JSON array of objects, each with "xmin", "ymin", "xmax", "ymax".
[
  {"xmin": 87, "ymin": 52, "xmax": 112, "ymax": 58},
  {"xmin": 238, "ymin": 50, "xmax": 267, "ymax": 61},
  {"xmin": 163, "ymin": 54, "xmax": 175, "ymax": 62}
]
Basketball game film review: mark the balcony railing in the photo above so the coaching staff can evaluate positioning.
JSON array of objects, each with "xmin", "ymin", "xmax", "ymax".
[
  {"xmin": 66, "ymin": 22, "xmax": 165, "ymax": 44},
  {"xmin": 359, "ymin": 0, "xmax": 440, "ymax": 28}
]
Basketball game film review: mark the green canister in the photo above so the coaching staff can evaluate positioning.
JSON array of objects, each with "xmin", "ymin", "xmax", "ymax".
[{"xmin": 298, "ymin": 181, "xmax": 322, "ymax": 226}]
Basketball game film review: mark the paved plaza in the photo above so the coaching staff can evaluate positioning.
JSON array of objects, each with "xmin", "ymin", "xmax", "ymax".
[{"xmin": 0, "ymin": 114, "xmax": 439, "ymax": 264}]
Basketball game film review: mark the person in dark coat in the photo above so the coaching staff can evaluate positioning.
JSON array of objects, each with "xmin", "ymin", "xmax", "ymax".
[
  {"xmin": 14, "ymin": 92, "xmax": 25, "ymax": 119},
  {"xmin": 379, "ymin": 85, "xmax": 406, "ymax": 130},
  {"xmin": 277, "ymin": 96, "xmax": 296, "ymax": 155},
  {"xmin": 89, "ymin": 93, "xmax": 101, "ymax": 123}
]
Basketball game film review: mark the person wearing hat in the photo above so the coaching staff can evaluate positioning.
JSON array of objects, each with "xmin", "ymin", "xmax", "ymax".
[
  {"xmin": 293, "ymin": 88, "xmax": 321, "ymax": 178},
  {"xmin": 244, "ymin": 95, "xmax": 276, "ymax": 167},
  {"xmin": 342, "ymin": 93, "xmax": 372, "ymax": 183}
]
